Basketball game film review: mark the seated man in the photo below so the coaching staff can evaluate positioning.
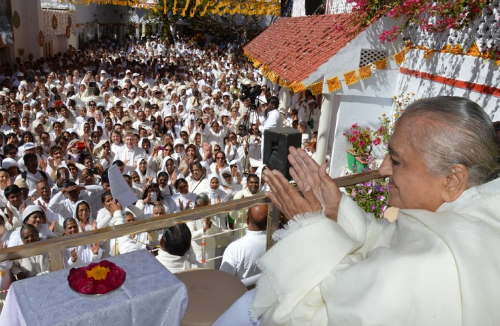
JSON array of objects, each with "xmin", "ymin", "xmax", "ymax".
[
  {"xmin": 156, "ymin": 223, "xmax": 201, "ymax": 274},
  {"xmin": 220, "ymin": 204, "xmax": 267, "ymax": 285},
  {"xmin": 216, "ymin": 96, "xmax": 500, "ymax": 325},
  {"xmin": 230, "ymin": 174, "xmax": 261, "ymax": 239}
]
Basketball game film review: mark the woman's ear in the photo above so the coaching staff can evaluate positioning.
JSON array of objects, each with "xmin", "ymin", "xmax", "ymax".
[{"xmin": 442, "ymin": 164, "xmax": 469, "ymax": 203}]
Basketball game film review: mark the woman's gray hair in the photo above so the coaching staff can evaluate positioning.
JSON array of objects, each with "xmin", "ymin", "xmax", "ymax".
[{"xmin": 397, "ymin": 96, "xmax": 500, "ymax": 187}]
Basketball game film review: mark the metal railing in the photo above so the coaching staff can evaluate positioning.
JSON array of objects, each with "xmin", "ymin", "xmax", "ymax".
[{"xmin": 0, "ymin": 170, "xmax": 382, "ymax": 272}]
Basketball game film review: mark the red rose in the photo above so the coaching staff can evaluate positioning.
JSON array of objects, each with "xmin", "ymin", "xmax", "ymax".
[
  {"xmin": 106, "ymin": 269, "xmax": 125, "ymax": 288},
  {"xmin": 73, "ymin": 277, "xmax": 95, "ymax": 294},
  {"xmin": 67, "ymin": 268, "xmax": 87, "ymax": 283},
  {"xmin": 94, "ymin": 281, "xmax": 113, "ymax": 294},
  {"xmin": 98, "ymin": 260, "xmax": 115, "ymax": 269}
]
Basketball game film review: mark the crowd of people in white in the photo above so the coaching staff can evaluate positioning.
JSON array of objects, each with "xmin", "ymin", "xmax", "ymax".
[{"xmin": 0, "ymin": 34, "xmax": 323, "ymax": 307}]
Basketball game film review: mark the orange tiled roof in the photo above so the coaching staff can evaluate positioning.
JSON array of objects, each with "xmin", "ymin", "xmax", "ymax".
[{"xmin": 244, "ymin": 14, "xmax": 367, "ymax": 84}]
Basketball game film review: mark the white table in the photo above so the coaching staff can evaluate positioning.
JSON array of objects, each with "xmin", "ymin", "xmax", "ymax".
[{"xmin": 0, "ymin": 249, "xmax": 188, "ymax": 326}]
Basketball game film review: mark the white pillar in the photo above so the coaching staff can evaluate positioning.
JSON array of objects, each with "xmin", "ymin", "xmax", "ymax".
[
  {"xmin": 315, "ymin": 93, "xmax": 333, "ymax": 165},
  {"xmin": 280, "ymin": 87, "xmax": 290, "ymax": 112}
]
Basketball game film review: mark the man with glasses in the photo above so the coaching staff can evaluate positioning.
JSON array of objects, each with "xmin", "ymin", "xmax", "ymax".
[{"xmin": 4, "ymin": 144, "xmax": 18, "ymax": 160}]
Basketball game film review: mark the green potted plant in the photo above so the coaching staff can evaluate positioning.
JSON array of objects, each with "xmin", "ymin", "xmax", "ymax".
[{"xmin": 344, "ymin": 124, "xmax": 373, "ymax": 172}]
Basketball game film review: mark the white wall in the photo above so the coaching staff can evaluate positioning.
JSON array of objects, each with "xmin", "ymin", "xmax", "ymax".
[
  {"xmin": 397, "ymin": 49, "xmax": 500, "ymax": 121},
  {"xmin": 328, "ymin": 95, "xmax": 394, "ymax": 177},
  {"xmin": 11, "ymin": 0, "xmax": 44, "ymax": 61}
]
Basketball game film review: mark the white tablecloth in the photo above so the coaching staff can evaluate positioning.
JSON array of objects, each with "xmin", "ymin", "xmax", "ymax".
[{"xmin": 0, "ymin": 249, "xmax": 188, "ymax": 326}]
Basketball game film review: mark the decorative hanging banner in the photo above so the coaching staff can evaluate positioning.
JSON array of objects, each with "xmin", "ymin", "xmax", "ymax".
[
  {"xmin": 451, "ymin": 44, "xmax": 463, "ymax": 55},
  {"xmin": 52, "ymin": 15, "xmax": 58, "ymax": 29},
  {"xmin": 310, "ymin": 81, "xmax": 323, "ymax": 95},
  {"xmin": 13, "ymin": 11, "xmax": 20, "ymax": 29},
  {"xmin": 326, "ymin": 76, "xmax": 341, "ymax": 92},
  {"xmin": 394, "ymin": 50, "xmax": 405, "ymax": 65},
  {"xmin": 39, "ymin": 31, "xmax": 45, "ymax": 47},
  {"xmin": 423, "ymin": 49, "xmax": 437, "ymax": 59},
  {"xmin": 344, "ymin": 70, "xmax": 358, "ymax": 86},
  {"xmin": 293, "ymin": 83, "xmax": 307, "ymax": 93},
  {"xmin": 466, "ymin": 42, "xmax": 480, "ymax": 56},
  {"xmin": 359, "ymin": 65, "xmax": 372, "ymax": 80},
  {"xmin": 375, "ymin": 58, "xmax": 388, "ymax": 70}
]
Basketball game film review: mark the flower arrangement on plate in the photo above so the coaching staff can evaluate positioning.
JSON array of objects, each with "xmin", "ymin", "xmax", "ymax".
[{"xmin": 68, "ymin": 260, "xmax": 126, "ymax": 295}]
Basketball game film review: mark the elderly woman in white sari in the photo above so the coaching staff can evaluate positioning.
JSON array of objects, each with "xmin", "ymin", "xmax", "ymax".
[
  {"xmin": 215, "ymin": 96, "xmax": 500, "ymax": 326},
  {"xmin": 218, "ymin": 167, "xmax": 242, "ymax": 200}
]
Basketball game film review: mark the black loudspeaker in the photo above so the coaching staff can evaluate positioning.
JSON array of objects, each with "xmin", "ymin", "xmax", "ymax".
[{"xmin": 263, "ymin": 127, "xmax": 302, "ymax": 180}]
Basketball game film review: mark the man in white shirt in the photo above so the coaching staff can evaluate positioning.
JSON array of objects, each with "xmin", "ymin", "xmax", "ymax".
[
  {"xmin": 114, "ymin": 132, "xmax": 147, "ymax": 173},
  {"xmin": 256, "ymin": 96, "xmax": 282, "ymax": 157},
  {"xmin": 220, "ymin": 204, "xmax": 267, "ymax": 283}
]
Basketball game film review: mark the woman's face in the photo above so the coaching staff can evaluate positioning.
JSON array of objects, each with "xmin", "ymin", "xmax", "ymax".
[
  {"xmin": 26, "ymin": 212, "xmax": 44, "ymax": 228},
  {"xmin": 105, "ymin": 118, "xmax": 112, "ymax": 129},
  {"xmin": 84, "ymin": 158, "xmax": 93, "ymax": 169},
  {"xmin": 103, "ymin": 195, "xmax": 114, "ymax": 210},
  {"xmin": 139, "ymin": 160, "xmax": 147, "ymax": 171},
  {"xmin": 21, "ymin": 228, "xmax": 40, "ymax": 244},
  {"xmin": 84, "ymin": 124, "xmax": 90, "ymax": 132},
  {"xmin": 210, "ymin": 177, "xmax": 219, "ymax": 190},
  {"xmin": 164, "ymin": 146, "xmax": 174, "ymax": 156},
  {"xmin": 0, "ymin": 172, "xmax": 9, "ymax": 186},
  {"xmin": 125, "ymin": 214, "xmax": 134, "ymax": 223},
  {"xmin": 158, "ymin": 175, "xmax": 168, "ymax": 188},
  {"xmin": 65, "ymin": 219, "xmax": 79, "ymax": 235},
  {"xmin": 165, "ymin": 160, "xmax": 175, "ymax": 174},
  {"xmin": 54, "ymin": 124, "xmax": 62, "ymax": 134},
  {"xmin": 222, "ymin": 173, "xmax": 232, "ymax": 184},
  {"xmin": 213, "ymin": 146, "xmax": 221, "ymax": 156},
  {"xmin": 176, "ymin": 181, "xmax": 189, "ymax": 194},
  {"xmin": 52, "ymin": 149, "xmax": 63, "ymax": 160},
  {"xmin": 23, "ymin": 133, "xmax": 32, "ymax": 143},
  {"xmin": 186, "ymin": 147, "xmax": 195, "ymax": 158},
  {"xmin": 69, "ymin": 165, "xmax": 79, "ymax": 178},
  {"xmin": 111, "ymin": 133, "xmax": 121, "ymax": 144},
  {"xmin": 77, "ymin": 204, "xmax": 90, "ymax": 222},
  {"xmin": 215, "ymin": 154, "xmax": 225, "ymax": 166},
  {"xmin": 131, "ymin": 173, "xmax": 141, "ymax": 183}
]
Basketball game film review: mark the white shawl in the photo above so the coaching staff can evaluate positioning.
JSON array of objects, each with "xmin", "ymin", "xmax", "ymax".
[{"xmin": 252, "ymin": 177, "xmax": 500, "ymax": 325}]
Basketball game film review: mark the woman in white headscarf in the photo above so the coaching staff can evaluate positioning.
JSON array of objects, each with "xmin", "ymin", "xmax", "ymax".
[
  {"xmin": 218, "ymin": 167, "xmax": 242, "ymax": 200},
  {"xmin": 7, "ymin": 205, "xmax": 58, "ymax": 248},
  {"xmin": 135, "ymin": 156, "xmax": 156, "ymax": 183},
  {"xmin": 161, "ymin": 156, "xmax": 184, "ymax": 185},
  {"xmin": 255, "ymin": 164, "xmax": 269, "ymax": 192},
  {"xmin": 203, "ymin": 174, "xmax": 229, "ymax": 229},
  {"xmin": 93, "ymin": 140, "xmax": 114, "ymax": 170}
]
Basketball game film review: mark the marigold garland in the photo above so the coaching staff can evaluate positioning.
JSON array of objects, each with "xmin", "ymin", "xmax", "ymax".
[
  {"xmin": 394, "ymin": 50, "xmax": 405, "ymax": 65},
  {"xmin": 451, "ymin": 44, "xmax": 463, "ymax": 55},
  {"xmin": 374, "ymin": 58, "xmax": 387, "ymax": 70},
  {"xmin": 466, "ymin": 42, "xmax": 480, "ymax": 56},
  {"xmin": 359, "ymin": 65, "xmax": 372, "ymax": 80},
  {"xmin": 344, "ymin": 70, "xmax": 358, "ymax": 86},
  {"xmin": 310, "ymin": 81, "xmax": 323, "ymax": 95},
  {"xmin": 326, "ymin": 77, "xmax": 341, "ymax": 92}
]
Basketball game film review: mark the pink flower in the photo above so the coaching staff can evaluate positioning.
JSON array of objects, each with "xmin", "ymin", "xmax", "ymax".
[
  {"xmin": 359, "ymin": 140, "xmax": 366, "ymax": 148},
  {"xmin": 373, "ymin": 138, "xmax": 381, "ymax": 146},
  {"xmin": 350, "ymin": 137, "xmax": 357, "ymax": 143}
]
